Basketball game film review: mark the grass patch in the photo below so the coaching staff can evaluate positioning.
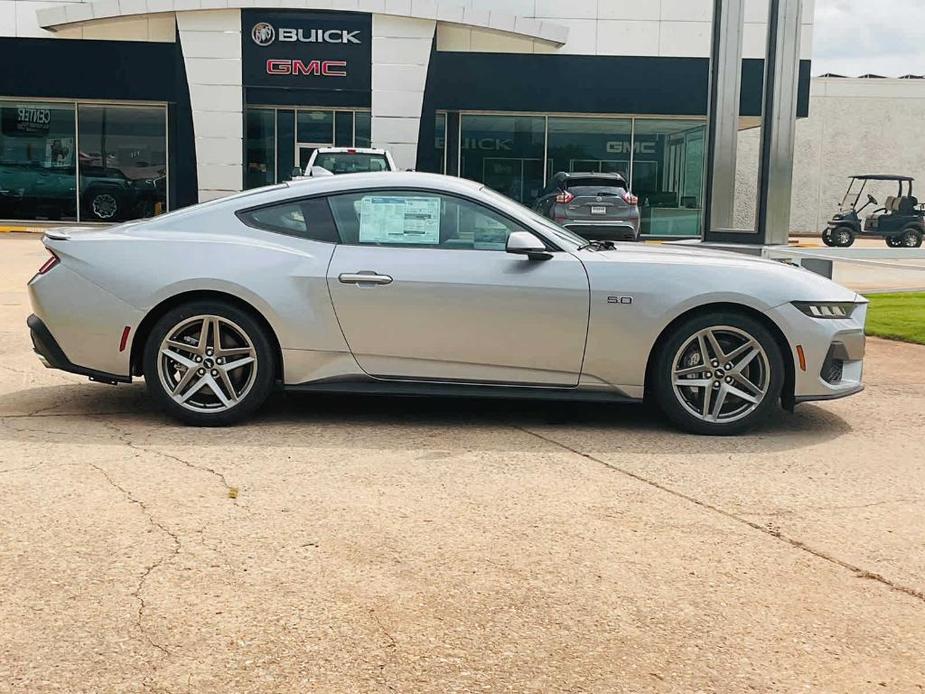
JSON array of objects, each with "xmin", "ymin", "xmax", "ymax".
[{"xmin": 864, "ymin": 292, "xmax": 925, "ymax": 345}]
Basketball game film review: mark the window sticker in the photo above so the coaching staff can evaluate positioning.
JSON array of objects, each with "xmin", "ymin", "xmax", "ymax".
[{"xmin": 358, "ymin": 196, "xmax": 441, "ymax": 244}]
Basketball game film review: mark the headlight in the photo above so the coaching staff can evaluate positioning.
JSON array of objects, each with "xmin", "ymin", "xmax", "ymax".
[{"xmin": 792, "ymin": 301, "xmax": 858, "ymax": 319}]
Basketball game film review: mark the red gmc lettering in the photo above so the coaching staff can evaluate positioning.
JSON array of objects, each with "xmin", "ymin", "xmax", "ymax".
[
  {"xmin": 265, "ymin": 59, "xmax": 347, "ymax": 77},
  {"xmin": 322, "ymin": 60, "xmax": 347, "ymax": 77},
  {"xmin": 266, "ymin": 59, "xmax": 291, "ymax": 75}
]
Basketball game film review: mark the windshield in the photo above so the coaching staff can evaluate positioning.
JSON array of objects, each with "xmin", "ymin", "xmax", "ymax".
[
  {"xmin": 478, "ymin": 186, "xmax": 586, "ymax": 248},
  {"xmin": 314, "ymin": 153, "xmax": 390, "ymax": 174}
]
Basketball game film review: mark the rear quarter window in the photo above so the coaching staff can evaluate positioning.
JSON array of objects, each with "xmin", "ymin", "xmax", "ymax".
[{"xmin": 237, "ymin": 197, "xmax": 339, "ymax": 243}]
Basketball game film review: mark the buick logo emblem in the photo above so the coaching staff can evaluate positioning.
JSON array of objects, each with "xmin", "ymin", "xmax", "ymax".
[{"xmin": 251, "ymin": 23, "xmax": 275, "ymax": 46}]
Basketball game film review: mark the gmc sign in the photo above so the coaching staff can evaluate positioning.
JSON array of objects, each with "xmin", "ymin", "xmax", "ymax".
[{"xmin": 266, "ymin": 59, "xmax": 347, "ymax": 77}]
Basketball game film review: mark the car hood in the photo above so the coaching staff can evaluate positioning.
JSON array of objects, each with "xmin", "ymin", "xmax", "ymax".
[{"xmin": 577, "ymin": 242, "xmax": 861, "ymax": 305}]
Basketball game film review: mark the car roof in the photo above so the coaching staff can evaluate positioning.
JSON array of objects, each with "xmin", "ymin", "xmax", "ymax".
[
  {"xmin": 284, "ymin": 171, "xmax": 483, "ymax": 196},
  {"xmin": 850, "ymin": 174, "xmax": 915, "ymax": 181},
  {"xmin": 315, "ymin": 147, "xmax": 388, "ymax": 155}
]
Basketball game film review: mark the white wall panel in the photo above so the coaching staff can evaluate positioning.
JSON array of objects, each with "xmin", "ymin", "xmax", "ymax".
[
  {"xmin": 0, "ymin": 1, "xmax": 15, "ymax": 35},
  {"xmin": 599, "ymin": 0, "xmax": 659, "ymax": 22},
  {"xmin": 534, "ymin": 0, "xmax": 594, "ymax": 20},
  {"xmin": 657, "ymin": 19, "xmax": 710, "ymax": 57},
  {"xmin": 596, "ymin": 20, "xmax": 660, "ymax": 57},
  {"xmin": 370, "ymin": 13, "xmax": 435, "ymax": 170},
  {"xmin": 660, "ymin": 0, "xmax": 712, "ymax": 23},
  {"xmin": 177, "ymin": 8, "xmax": 242, "ymax": 201}
]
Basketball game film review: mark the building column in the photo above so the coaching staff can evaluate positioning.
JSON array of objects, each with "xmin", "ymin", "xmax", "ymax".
[
  {"xmin": 756, "ymin": 0, "xmax": 804, "ymax": 245},
  {"xmin": 371, "ymin": 14, "xmax": 436, "ymax": 171},
  {"xmin": 703, "ymin": 0, "xmax": 745, "ymax": 237},
  {"xmin": 176, "ymin": 9, "xmax": 243, "ymax": 202}
]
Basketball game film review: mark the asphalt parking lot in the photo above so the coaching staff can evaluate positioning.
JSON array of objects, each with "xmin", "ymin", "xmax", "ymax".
[{"xmin": 1, "ymin": 235, "xmax": 923, "ymax": 692}]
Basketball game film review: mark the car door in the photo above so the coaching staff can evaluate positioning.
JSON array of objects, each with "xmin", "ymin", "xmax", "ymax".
[{"xmin": 325, "ymin": 189, "xmax": 590, "ymax": 386}]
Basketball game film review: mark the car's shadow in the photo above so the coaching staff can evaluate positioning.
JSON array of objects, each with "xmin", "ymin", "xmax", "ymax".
[{"xmin": 0, "ymin": 381, "xmax": 852, "ymax": 455}]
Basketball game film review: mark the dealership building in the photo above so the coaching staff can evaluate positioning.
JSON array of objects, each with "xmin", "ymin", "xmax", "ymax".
[{"xmin": 0, "ymin": 0, "xmax": 813, "ymax": 236}]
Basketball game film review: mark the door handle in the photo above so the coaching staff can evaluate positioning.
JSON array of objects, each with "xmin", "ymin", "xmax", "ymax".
[{"xmin": 338, "ymin": 271, "xmax": 393, "ymax": 286}]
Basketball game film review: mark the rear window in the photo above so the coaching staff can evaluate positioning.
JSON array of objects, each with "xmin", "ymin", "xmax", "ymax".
[
  {"xmin": 565, "ymin": 177, "xmax": 626, "ymax": 196},
  {"xmin": 314, "ymin": 153, "xmax": 390, "ymax": 174},
  {"xmin": 567, "ymin": 184, "xmax": 626, "ymax": 197}
]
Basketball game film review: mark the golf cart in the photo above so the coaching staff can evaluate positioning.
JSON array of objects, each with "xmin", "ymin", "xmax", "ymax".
[{"xmin": 822, "ymin": 174, "xmax": 923, "ymax": 248}]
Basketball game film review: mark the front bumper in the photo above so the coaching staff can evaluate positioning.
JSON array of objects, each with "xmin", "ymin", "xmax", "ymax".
[
  {"xmin": 767, "ymin": 302, "xmax": 867, "ymax": 404},
  {"xmin": 27, "ymin": 314, "xmax": 130, "ymax": 384}
]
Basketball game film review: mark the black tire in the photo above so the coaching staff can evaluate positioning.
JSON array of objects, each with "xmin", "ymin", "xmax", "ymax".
[
  {"xmin": 651, "ymin": 311, "xmax": 785, "ymax": 436},
  {"xmin": 900, "ymin": 227, "xmax": 923, "ymax": 248},
  {"xmin": 885, "ymin": 235, "xmax": 903, "ymax": 248},
  {"xmin": 821, "ymin": 228, "xmax": 837, "ymax": 247},
  {"xmin": 831, "ymin": 226, "xmax": 855, "ymax": 247},
  {"xmin": 143, "ymin": 300, "xmax": 276, "ymax": 426}
]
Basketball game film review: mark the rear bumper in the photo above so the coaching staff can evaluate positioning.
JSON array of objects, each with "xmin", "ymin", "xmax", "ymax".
[{"xmin": 27, "ymin": 314, "xmax": 130, "ymax": 384}]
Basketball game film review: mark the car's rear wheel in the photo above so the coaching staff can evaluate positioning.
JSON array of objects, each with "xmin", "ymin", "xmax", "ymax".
[
  {"xmin": 652, "ymin": 312, "xmax": 785, "ymax": 435},
  {"xmin": 143, "ymin": 301, "xmax": 275, "ymax": 426},
  {"xmin": 885, "ymin": 235, "xmax": 903, "ymax": 248}
]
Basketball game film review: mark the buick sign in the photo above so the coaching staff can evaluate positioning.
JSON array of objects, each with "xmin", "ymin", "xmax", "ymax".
[{"xmin": 251, "ymin": 23, "xmax": 361, "ymax": 46}]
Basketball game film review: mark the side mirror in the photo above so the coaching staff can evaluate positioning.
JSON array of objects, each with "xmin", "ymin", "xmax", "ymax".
[
  {"xmin": 291, "ymin": 166, "xmax": 304, "ymax": 179},
  {"xmin": 506, "ymin": 231, "xmax": 551, "ymax": 260}
]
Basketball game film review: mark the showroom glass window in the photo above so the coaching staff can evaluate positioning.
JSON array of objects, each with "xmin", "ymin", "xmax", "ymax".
[
  {"xmin": 0, "ymin": 102, "xmax": 77, "ymax": 221},
  {"xmin": 245, "ymin": 108, "xmax": 276, "ymax": 190},
  {"xmin": 245, "ymin": 108, "xmax": 373, "ymax": 186},
  {"xmin": 630, "ymin": 119, "xmax": 706, "ymax": 237},
  {"xmin": 328, "ymin": 190, "xmax": 523, "ymax": 250},
  {"xmin": 354, "ymin": 112, "xmax": 371, "ymax": 147},
  {"xmin": 546, "ymin": 117, "xmax": 633, "ymax": 181},
  {"xmin": 433, "ymin": 112, "xmax": 446, "ymax": 174},
  {"xmin": 460, "ymin": 115, "xmax": 545, "ymax": 205},
  {"xmin": 77, "ymin": 104, "xmax": 167, "ymax": 223}
]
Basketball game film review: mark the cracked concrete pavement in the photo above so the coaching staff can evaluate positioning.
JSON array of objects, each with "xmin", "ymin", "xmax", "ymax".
[{"xmin": 0, "ymin": 235, "xmax": 923, "ymax": 692}]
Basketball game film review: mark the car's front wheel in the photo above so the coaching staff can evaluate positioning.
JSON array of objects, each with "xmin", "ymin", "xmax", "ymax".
[
  {"xmin": 652, "ymin": 312, "xmax": 785, "ymax": 435},
  {"xmin": 143, "ymin": 301, "xmax": 276, "ymax": 426}
]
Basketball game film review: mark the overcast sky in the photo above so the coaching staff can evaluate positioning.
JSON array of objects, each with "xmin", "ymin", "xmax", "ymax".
[{"xmin": 812, "ymin": 0, "xmax": 925, "ymax": 76}]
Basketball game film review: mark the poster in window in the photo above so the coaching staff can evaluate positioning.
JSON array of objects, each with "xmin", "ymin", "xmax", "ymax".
[
  {"xmin": 45, "ymin": 137, "xmax": 74, "ymax": 167},
  {"xmin": 358, "ymin": 196, "xmax": 441, "ymax": 245}
]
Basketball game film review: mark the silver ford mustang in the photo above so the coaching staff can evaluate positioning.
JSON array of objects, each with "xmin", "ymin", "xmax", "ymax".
[{"xmin": 27, "ymin": 172, "xmax": 866, "ymax": 434}]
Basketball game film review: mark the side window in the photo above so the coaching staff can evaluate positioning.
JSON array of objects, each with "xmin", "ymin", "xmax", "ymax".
[
  {"xmin": 238, "ymin": 198, "xmax": 338, "ymax": 243},
  {"xmin": 327, "ymin": 190, "xmax": 524, "ymax": 251}
]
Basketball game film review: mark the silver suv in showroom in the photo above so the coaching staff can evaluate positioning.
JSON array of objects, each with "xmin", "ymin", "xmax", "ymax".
[{"xmin": 533, "ymin": 171, "xmax": 640, "ymax": 242}]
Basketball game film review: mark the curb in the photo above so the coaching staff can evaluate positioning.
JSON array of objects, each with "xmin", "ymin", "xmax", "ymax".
[{"xmin": 0, "ymin": 226, "xmax": 45, "ymax": 234}]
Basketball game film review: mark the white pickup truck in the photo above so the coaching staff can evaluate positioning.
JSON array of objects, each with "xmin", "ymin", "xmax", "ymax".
[{"xmin": 304, "ymin": 147, "xmax": 397, "ymax": 176}]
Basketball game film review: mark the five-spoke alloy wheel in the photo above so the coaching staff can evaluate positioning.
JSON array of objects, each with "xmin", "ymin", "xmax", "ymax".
[
  {"xmin": 143, "ymin": 301, "xmax": 275, "ymax": 425},
  {"xmin": 653, "ymin": 312, "xmax": 784, "ymax": 435}
]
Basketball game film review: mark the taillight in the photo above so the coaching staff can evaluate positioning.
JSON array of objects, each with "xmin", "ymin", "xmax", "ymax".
[
  {"xmin": 555, "ymin": 190, "xmax": 575, "ymax": 204},
  {"xmin": 37, "ymin": 251, "xmax": 60, "ymax": 275},
  {"xmin": 623, "ymin": 192, "xmax": 639, "ymax": 206}
]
